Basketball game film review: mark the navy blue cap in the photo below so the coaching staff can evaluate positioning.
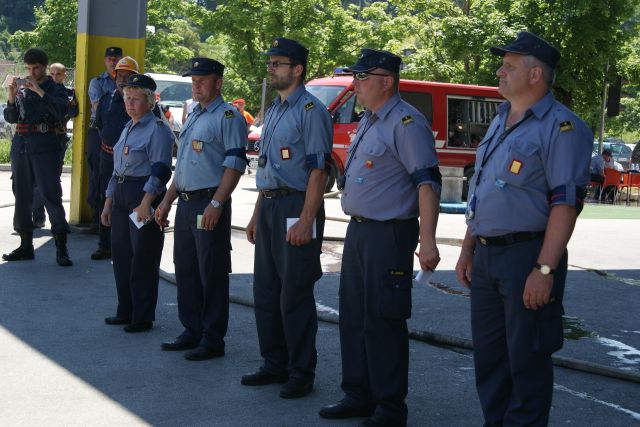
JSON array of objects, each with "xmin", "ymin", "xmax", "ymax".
[
  {"xmin": 182, "ymin": 57, "xmax": 224, "ymax": 77},
  {"xmin": 345, "ymin": 49, "xmax": 402, "ymax": 74},
  {"xmin": 104, "ymin": 46, "xmax": 122, "ymax": 57},
  {"xmin": 122, "ymin": 73, "xmax": 157, "ymax": 92},
  {"xmin": 490, "ymin": 32, "xmax": 560, "ymax": 69},
  {"xmin": 263, "ymin": 37, "xmax": 309, "ymax": 64}
]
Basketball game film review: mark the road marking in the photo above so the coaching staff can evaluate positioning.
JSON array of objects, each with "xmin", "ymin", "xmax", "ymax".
[
  {"xmin": 555, "ymin": 384, "xmax": 640, "ymax": 421},
  {"xmin": 596, "ymin": 337, "xmax": 640, "ymax": 367}
]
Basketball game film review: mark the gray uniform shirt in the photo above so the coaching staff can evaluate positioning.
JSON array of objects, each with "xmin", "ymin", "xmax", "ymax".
[
  {"xmin": 88, "ymin": 71, "xmax": 116, "ymax": 119},
  {"xmin": 341, "ymin": 94, "xmax": 440, "ymax": 221},
  {"xmin": 173, "ymin": 96, "xmax": 247, "ymax": 192},
  {"xmin": 467, "ymin": 92, "xmax": 592, "ymax": 237},
  {"xmin": 255, "ymin": 84, "xmax": 332, "ymax": 190}
]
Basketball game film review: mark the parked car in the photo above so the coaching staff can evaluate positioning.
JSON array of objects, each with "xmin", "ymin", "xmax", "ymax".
[
  {"xmin": 147, "ymin": 73, "xmax": 192, "ymax": 137},
  {"xmin": 593, "ymin": 138, "xmax": 633, "ymax": 171}
]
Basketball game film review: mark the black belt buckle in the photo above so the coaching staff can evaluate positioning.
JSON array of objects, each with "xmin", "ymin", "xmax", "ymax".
[
  {"xmin": 117, "ymin": 175, "xmax": 125, "ymax": 184},
  {"xmin": 37, "ymin": 123, "xmax": 49, "ymax": 133},
  {"xmin": 352, "ymin": 216, "xmax": 365, "ymax": 223},
  {"xmin": 180, "ymin": 192, "xmax": 190, "ymax": 201}
]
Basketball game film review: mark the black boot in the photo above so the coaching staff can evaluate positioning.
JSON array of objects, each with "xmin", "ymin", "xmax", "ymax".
[
  {"xmin": 54, "ymin": 233, "xmax": 73, "ymax": 267},
  {"xmin": 2, "ymin": 232, "xmax": 35, "ymax": 261}
]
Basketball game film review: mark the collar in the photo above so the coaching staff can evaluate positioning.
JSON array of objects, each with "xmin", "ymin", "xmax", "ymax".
[
  {"xmin": 100, "ymin": 71, "xmax": 113, "ymax": 80},
  {"xmin": 194, "ymin": 96, "xmax": 223, "ymax": 114},
  {"xmin": 373, "ymin": 93, "xmax": 402, "ymax": 121},
  {"xmin": 134, "ymin": 110, "xmax": 157, "ymax": 128},
  {"xmin": 498, "ymin": 91, "xmax": 555, "ymax": 120},
  {"xmin": 275, "ymin": 84, "xmax": 306, "ymax": 107}
]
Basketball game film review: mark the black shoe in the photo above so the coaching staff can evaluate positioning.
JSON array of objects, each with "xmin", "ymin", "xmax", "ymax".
[
  {"xmin": 161, "ymin": 337, "xmax": 199, "ymax": 351},
  {"xmin": 241, "ymin": 369, "xmax": 289, "ymax": 386},
  {"xmin": 104, "ymin": 316, "xmax": 131, "ymax": 325},
  {"xmin": 2, "ymin": 245, "xmax": 35, "ymax": 261},
  {"xmin": 123, "ymin": 322, "xmax": 153, "ymax": 333},
  {"xmin": 319, "ymin": 401, "xmax": 375, "ymax": 419},
  {"xmin": 184, "ymin": 345, "xmax": 224, "ymax": 361},
  {"xmin": 360, "ymin": 414, "xmax": 406, "ymax": 427},
  {"xmin": 33, "ymin": 219, "xmax": 46, "ymax": 228},
  {"xmin": 54, "ymin": 233, "xmax": 73, "ymax": 267},
  {"xmin": 91, "ymin": 247, "xmax": 111, "ymax": 260},
  {"xmin": 279, "ymin": 377, "xmax": 313, "ymax": 399}
]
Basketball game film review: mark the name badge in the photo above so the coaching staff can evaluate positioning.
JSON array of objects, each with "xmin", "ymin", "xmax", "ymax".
[
  {"xmin": 280, "ymin": 147, "xmax": 291, "ymax": 160},
  {"xmin": 192, "ymin": 140, "xmax": 203, "ymax": 153},
  {"xmin": 124, "ymin": 146, "xmax": 129, "ymax": 155}
]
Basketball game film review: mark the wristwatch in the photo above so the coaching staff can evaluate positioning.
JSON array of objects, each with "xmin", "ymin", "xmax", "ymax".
[
  {"xmin": 210, "ymin": 198, "xmax": 222, "ymax": 209},
  {"xmin": 534, "ymin": 263, "xmax": 555, "ymax": 275}
]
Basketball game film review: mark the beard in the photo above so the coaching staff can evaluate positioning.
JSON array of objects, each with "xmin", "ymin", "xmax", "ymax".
[{"xmin": 270, "ymin": 69, "xmax": 295, "ymax": 91}]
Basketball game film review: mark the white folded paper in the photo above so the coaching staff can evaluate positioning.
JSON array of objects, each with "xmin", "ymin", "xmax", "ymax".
[
  {"xmin": 414, "ymin": 269, "xmax": 434, "ymax": 285},
  {"xmin": 286, "ymin": 217, "xmax": 317, "ymax": 239},
  {"xmin": 129, "ymin": 208, "xmax": 155, "ymax": 229}
]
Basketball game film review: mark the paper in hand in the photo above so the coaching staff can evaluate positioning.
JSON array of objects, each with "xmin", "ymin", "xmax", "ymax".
[
  {"xmin": 286, "ymin": 217, "xmax": 317, "ymax": 239},
  {"xmin": 129, "ymin": 208, "xmax": 155, "ymax": 229}
]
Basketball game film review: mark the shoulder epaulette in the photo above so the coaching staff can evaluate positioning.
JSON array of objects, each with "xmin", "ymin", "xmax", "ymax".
[
  {"xmin": 401, "ymin": 115, "xmax": 413, "ymax": 125},
  {"xmin": 304, "ymin": 101, "xmax": 315, "ymax": 111},
  {"xmin": 224, "ymin": 109, "xmax": 234, "ymax": 118},
  {"xmin": 559, "ymin": 120, "xmax": 574, "ymax": 132}
]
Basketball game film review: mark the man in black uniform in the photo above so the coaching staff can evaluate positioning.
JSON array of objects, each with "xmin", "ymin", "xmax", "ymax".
[{"xmin": 2, "ymin": 48, "xmax": 72, "ymax": 266}]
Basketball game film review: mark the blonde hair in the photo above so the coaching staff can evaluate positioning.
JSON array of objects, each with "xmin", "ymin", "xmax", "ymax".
[{"xmin": 123, "ymin": 86, "xmax": 156, "ymax": 109}]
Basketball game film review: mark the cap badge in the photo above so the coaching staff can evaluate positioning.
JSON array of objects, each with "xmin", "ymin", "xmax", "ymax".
[
  {"xmin": 273, "ymin": 40, "xmax": 279, "ymax": 47},
  {"xmin": 194, "ymin": 61, "xmax": 199, "ymax": 67},
  {"xmin": 133, "ymin": 76, "xmax": 138, "ymax": 82}
]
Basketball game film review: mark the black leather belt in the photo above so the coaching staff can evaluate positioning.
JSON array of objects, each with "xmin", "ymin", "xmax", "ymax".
[
  {"xmin": 261, "ymin": 188, "xmax": 299, "ymax": 199},
  {"xmin": 16, "ymin": 122, "xmax": 60, "ymax": 134},
  {"xmin": 89, "ymin": 118, "xmax": 98, "ymax": 129},
  {"xmin": 351, "ymin": 216, "xmax": 413, "ymax": 223},
  {"xmin": 179, "ymin": 187, "xmax": 218, "ymax": 201},
  {"xmin": 477, "ymin": 231, "xmax": 545, "ymax": 246},
  {"xmin": 116, "ymin": 175, "xmax": 149, "ymax": 183}
]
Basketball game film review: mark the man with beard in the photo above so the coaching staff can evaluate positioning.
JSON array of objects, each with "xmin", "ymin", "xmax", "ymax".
[{"xmin": 241, "ymin": 37, "xmax": 332, "ymax": 399}]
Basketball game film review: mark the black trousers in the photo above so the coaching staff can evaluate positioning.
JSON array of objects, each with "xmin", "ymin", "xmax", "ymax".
[
  {"xmin": 10, "ymin": 136, "xmax": 69, "ymax": 234},
  {"xmin": 471, "ymin": 237, "xmax": 567, "ymax": 427},
  {"xmin": 339, "ymin": 218, "xmax": 418, "ymax": 424},
  {"xmin": 110, "ymin": 181, "xmax": 164, "ymax": 323},
  {"xmin": 253, "ymin": 192, "xmax": 324, "ymax": 382},
  {"xmin": 97, "ymin": 153, "xmax": 114, "ymax": 250},
  {"xmin": 86, "ymin": 128, "xmax": 101, "ymax": 222},
  {"xmin": 173, "ymin": 197, "xmax": 232, "ymax": 350}
]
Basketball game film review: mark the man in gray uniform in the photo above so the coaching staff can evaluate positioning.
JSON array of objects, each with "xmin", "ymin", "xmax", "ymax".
[
  {"xmin": 156, "ymin": 57, "xmax": 247, "ymax": 361},
  {"xmin": 241, "ymin": 37, "xmax": 332, "ymax": 399},
  {"xmin": 455, "ymin": 32, "xmax": 592, "ymax": 426},
  {"xmin": 319, "ymin": 49, "xmax": 441, "ymax": 427}
]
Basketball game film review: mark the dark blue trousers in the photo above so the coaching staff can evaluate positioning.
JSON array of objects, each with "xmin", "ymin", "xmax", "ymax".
[
  {"xmin": 253, "ymin": 192, "xmax": 324, "ymax": 382},
  {"xmin": 339, "ymin": 218, "xmax": 418, "ymax": 425},
  {"xmin": 10, "ymin": 136, "xmax": 69, "ymax": 234},
  {"xmin": 173, "ymin": 197, "xmax": 231, "ymax": 350},
  {"xmin": 471, "ymin": 237, "xmax": 567, "ymax": 427},
  {"xmin": 110, "ymin": 181, "xmax": 164, "ymax": 323}
]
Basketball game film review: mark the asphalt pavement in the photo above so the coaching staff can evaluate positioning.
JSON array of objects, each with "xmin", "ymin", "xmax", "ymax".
[{"xmin": 0, "ymin": 169, "xmax": 639, "ymax": 426}]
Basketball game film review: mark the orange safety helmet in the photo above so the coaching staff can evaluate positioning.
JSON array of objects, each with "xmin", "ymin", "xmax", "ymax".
[{"xmin": 111, "ymin": 56, "xmax": 139, "ymax": 77}]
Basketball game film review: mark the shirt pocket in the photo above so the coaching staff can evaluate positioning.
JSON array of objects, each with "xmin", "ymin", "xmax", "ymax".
[
  {"xmin": 364, "ymin": 139, "xmax": 387, "ymax": 157},
  {"xmin": 498, "ymin": 140, "xmax": 541, "ymax": 187}
]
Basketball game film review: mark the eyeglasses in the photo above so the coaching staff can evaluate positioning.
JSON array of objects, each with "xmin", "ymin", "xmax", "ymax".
[
  {"xmin": 353, "ymin": 71, "xmax": 390, "ymax": 81},
  {"xmin": 265, "ymin": 61, "xmax": 294, "ymax": 69}
]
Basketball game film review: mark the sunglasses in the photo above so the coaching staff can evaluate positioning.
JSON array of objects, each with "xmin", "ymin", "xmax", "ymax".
[
  {"xmin": 353, "ymin": 71, "xmax": 391, "ymax": 81},
  {"xmin": 265, "ymin": 61, "xmax": 294, "ymax": 69}
]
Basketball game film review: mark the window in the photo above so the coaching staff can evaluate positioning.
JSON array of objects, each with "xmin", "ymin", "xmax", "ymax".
[
  {"xmin": 447, "ymin": 97, "xmax": 502, "ymax": 148},
  {"xmin": 400, "ymin": 91, "xmax": 433, "ymax": 124}
]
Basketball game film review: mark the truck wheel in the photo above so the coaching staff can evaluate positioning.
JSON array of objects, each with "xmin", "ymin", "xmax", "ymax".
[
  {"xmin": 325, "ymin": 161, "xmax": 338, "ymax": 193},
  {"xmin": 462, "ymin": 167, "xmax": 474, "ymax": 201}
]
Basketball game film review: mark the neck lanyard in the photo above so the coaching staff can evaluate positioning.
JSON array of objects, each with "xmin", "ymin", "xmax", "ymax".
[
  {"xmin": 259, "ymin": 101, "xmax": 289, "ymax": 155},
  {"xmin": 474, "ymin": 110, "xmax": 533, "ymax": 187},
  {"xmin": 343, "ymin": 113, "xmax": 378, "ymax": 176}
]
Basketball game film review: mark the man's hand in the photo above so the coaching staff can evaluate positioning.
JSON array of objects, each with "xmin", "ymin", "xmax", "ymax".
[
  {"xmin": 246, "ymin": 215, "xmax": 257, "ymax": 244},
  {"xmin": 24, "ymin": 78, "xmax": 45, "ymax": 97},
  {"xmin": 286, "ymin": 217, "xmax": 313, "ymax": 246},
  {"xmin": 154, "ymin": 200, "xmax": 172, "ymax": 228},
  {"xmin": 523, "ymin": 269, "xmax": 554, "ymax": 310},
  {"xmin": 101, "ymin": 198, "xmax": 113, "ymax": 227},
  {"xmin": 133, "ymin": 201, "xmax": 152, "ymax": 224},
  {"xmin": 201, "ymin": 203, "xmax": 222, "ymax": 231},
  {"xmin": 455, "ymin": 249, "xmax": 474, "ymax": 289},
  {"xmin": 418, "ymin": 241, "xmax": 440, "ymax": 272}
]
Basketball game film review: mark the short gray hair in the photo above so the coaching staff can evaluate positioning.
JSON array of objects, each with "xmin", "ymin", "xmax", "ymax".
[
  {"xmin": 523, "ymin": 55, "xmax": 556, "ymax": 88},
  {"xmin": 123, "ymin": 86, "xmax": 156, "ymax": 109}
]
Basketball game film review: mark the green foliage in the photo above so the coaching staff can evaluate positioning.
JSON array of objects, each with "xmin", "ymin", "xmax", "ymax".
[{"xmin": 0, "ymin": 139, "xmax": 9, "ymax": 163}]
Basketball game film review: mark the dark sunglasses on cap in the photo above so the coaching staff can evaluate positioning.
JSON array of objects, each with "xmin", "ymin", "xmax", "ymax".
[{"xmin": 353, "ymin": 71, "xmax": 391, "ymax": 81}]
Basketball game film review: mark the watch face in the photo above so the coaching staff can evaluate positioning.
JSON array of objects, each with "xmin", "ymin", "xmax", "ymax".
[
  {"xmin": 540, "ymin": 265, "xmax": 551, "ymax": 275},
  {"xmin": 211, "ymin": 199, "xmax": 221, "ymax": 209}
]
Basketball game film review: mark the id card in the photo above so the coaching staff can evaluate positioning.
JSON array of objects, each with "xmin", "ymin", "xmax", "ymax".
[{"xmin": 465, "ymin": 194, "xmax": 476, "ymax": 220}]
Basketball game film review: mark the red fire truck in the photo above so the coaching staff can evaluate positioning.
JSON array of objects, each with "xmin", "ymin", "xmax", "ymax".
[{"xmin": 247, "ymin": 71, "xmax": 503, "ymax": 198}]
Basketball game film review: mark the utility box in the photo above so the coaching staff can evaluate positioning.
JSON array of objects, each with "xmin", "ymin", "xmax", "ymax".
[{"xmin": 440, "ymin": 167, "xmax": 464, "ymax": 203}]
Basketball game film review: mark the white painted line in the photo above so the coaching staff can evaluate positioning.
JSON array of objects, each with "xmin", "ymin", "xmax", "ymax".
[{"xmin": 555, "ymin": 384, "xmax": 640, "ymax": 421}]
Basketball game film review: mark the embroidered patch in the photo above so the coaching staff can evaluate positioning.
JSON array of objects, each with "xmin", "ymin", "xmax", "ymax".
[
  {"xmin": 280, "ymin": 147, "xmax": 291, "ymax": 160},
  {"xmin": 509, "ymin": 159, "xmax": 523, "ymax": 175},
  {"xmin": 304, "ymin": 102, "xmax": 315, "ymax": 111},
  {"xmin": 365, "ymin": 160, "xmax": 373, "ymax": 169},
  {"xmin": 401, "ymin": 115, "xmax": 413, "ymax": 125},
  {"xmin": 559, "ymin": 121, "xmax": 574, "ymax": 132},
  {"xmin": 123, "ymin": 146, "xmax": 129, "ymax": 155},
  {"xmin": 224, "ymin": 110, "xmax": 234, "ymax": 118},
  {"xmin": 192, "ymin": 140, "xmax": 203, "ymax": 153}
]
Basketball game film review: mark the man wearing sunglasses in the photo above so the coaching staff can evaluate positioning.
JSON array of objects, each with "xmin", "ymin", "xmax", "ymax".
[
  {"xmin": 455, "ymin": 32, "xmax": 592, "ymax": 426},
  {"xmin": 242, "ymin": 37, "xmax": 332, "ymax": 399},
  {"xmin": 319, "ymin": 49, "xmax": 441, "ymax": 427}
]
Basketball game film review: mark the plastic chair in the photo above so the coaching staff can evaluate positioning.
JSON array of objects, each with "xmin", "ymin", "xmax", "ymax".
[{"xmin": 601, "ymin": 168, "xmax": 622, "ymax": 203}]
